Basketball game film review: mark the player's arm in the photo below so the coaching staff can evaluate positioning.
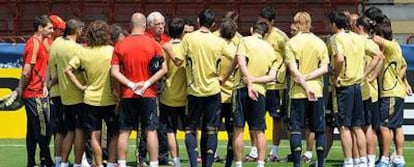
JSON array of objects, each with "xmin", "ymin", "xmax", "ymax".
[
  {"xmin": 145, "ymin": 58, "xmax": 168, "ymax": 87},
  {"xmin": 372, "ymin": 35, "xmax": 385, "ymax": 48},
  {"xmin": 220, "ymin": 58, "xmax": 237, "ymax": 85},
  {"xmin": 111, "ymin": 64, "xmax": 136, "ymax": 90},
  {"xmin": 287, "ymin": 61, "xmax": 316, "ymax": 101},
  {"xmin": 367, "ymin": 53, "xmax": 384, "ymax": 82},
  {"xmin": 162, "ymin": 42, "xmax": 183, "ymax": 66},
  {"xmin": 306, "ymin": 46, "xmax": 329, "ymax": 81},
  {"xmin": 64, "ymin": 65, "xmax": 87, "ymax": 91},
  {"xmin": 15, "ymin": 63, "xmax": 33, "ymax": 97},
  {"xmin": 247, "ymin": 68, "xmax": 276, "ymax": 84}
]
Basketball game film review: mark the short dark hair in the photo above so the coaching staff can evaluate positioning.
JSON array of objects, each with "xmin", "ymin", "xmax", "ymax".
[
  {"xmin": 329, "ymin": 11, "xmax": 349, "ymax": 29},
  {"xmin": 253, "ymin": 21, "xmax": 269, "ymax": 36},
  {"xmin": 183, "ymin": 17, "xmax": 195, "ymax": 26},
  {"xmin": 375, "ymin": 23, "xmax": 392, "ymax": 40},
  {"xmin": 220, "ymin": 20, "xmax": 237, "ymax": 40},
  {"xmin": 63, "ymin": 18, "xmax": 84, "ymax": 38},
  {"xmin": 198, "ymin": 9, "xmax": 215, "ymax": 28},
  {"xmin": 110, "ymin": 24, "xmax": 127, "ymax": 42},
  {"xmin": 33, "ymin": 15, "xmax": 52, "ymax": 31},
  {"xmin": 365, "ymin": 7, "xmax": 386, "ymax": 24},
  {"xmin": 356, "ymin": 17, "xmax": 375, "ymax": 33},
  {"xmin": 85, "ymin": 20, "xmax": 110, "ymax": 47},
  {"xmin": 259, "ymin": 6, "xmax": 276, "ymax": 22},
  {"xmin": 168, "ymin": 17, "xmax": 185, "ymax": 39}
]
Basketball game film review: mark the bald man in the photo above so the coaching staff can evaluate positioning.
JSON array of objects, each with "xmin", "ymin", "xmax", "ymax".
[{"xmin": 111, "ymin": 12, "xmax": 168, "ymax": 167}]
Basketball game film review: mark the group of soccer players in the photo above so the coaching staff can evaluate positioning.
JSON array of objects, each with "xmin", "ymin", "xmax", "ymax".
[{"xmin": 13, "ymin": 4, "xmax": 411, "ymax": 167}]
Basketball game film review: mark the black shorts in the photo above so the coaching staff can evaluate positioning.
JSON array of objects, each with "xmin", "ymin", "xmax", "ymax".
[
  {"xmin": 334, "ymin": 84, "xmax": 365, "ymax": 127},
  {"xmin": 84, "ymin": 104, "xmax": 118, "ymax": 136},
  {"xmin": 363, "ymin": 99, "xmax": 380, "ymax": 129},
  {"xmin": 50, "ymin": 97, "xmax": 65, "ymax": 134},
  {"xmin": 325, "ymin": 92, "xmax": 335, "ymax": 127},
  {"xmin": 233, "ymin": 88, "xmax": 266, "ymax": 130},
  {"xmin": 159, "ymin": 103, "xmax": 185, "ymax": 133},
  {"xmin": 218, "ymin": 103, "xmax": 233, "ymax": 132},
  {"xmin": 288, "ymin": 98, "xmax": 326, "ymax": 133},
  {"xmin": 379, "ymin": 97, "xmax": 404, "ymax": 129},
  {"xmin": 119, "ymin": 98, "xmax": 159, "ymax": 131},
  {"xmin": 265, "ymin": 90, "xmax": 285, "ymax": 118},
  {"xmin": 184, "ymin": 94, "xmax": 221, "ymax": 132},
  {"xmin": 63, "ymin": 103, "xmax": 85, "ymax": 131}
]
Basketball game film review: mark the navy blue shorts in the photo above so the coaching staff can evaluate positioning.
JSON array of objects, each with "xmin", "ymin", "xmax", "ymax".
[
  {"xmin": 84, "ymin": 104, "xmax": 118, "ymax": 136},
  {"xmin": 334, "ymin": 84, "xmax": 365, "ymax": 127},
  {"xmin": 184, "ymin": 94, "xmax": 221, "ymax": 132},
  {"xmin": 159, "ymin": 103, "xmax": 185, "ymax": 133},
  {"xmin": 379, "ymin": 97, "xmax": 404, "ymax": 129},
  {"xmin": 63, "ymin": 103, "xmax": 85, "ymax": 131},
  {"xmin": 363, "ymin": 99, "xmax": 380, "ymax": 129},
  {"xmin": 50, "ymin": 97, "xmax": 65, "ymax": 134},
  {"xmin": 265, "ymin": 89, "xmax": 285, "ymax": 119},
  {"xmin": 288, "ymin": 98, "xmax": 326, "ymax": 133},
  {"xmin": 233, "ymin": 88, "xmax": 266, "ymax": 130},
  {"xmin": 218, "ymin": 103, "xmax": 233, "ymax": 132},
  {"xmin": 119, "ymin": 98, "xmax": 159, "ymax": 131}
]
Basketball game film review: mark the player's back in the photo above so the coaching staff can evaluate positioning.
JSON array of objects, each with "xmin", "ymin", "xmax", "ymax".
[
  {"xmin": 179, "ymin": 30, "xmax": 231, "ymax": 96},
  {"xmin": 380, "ymin": 39, "xmax": 406, "ymax": 98},
  {"xmin": 53, "ymin": 37, "xmax": 85, "ymax": 105},
  {"xmin": 234, "ymin": 35, "xmax": 276, "ymax": 96},
  {"xmin": 286, "ymin": 32, "xmax": 328, "ymax": 99},
  {"xmin": 330, "ymin": 31, "xmax": 365, "ymax": 86}
]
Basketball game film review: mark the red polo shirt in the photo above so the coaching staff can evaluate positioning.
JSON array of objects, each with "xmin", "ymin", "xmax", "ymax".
[
  {"xmin": 111, "ymin": 34, "xmax": 163, "ymax": 98},
  {"xmin": 22, "ymin": 36, "xmax": 49, "ymax": 98},
  {"xmin": 144, "ymin": 31, "xmax": 171, "ymax": 44}
]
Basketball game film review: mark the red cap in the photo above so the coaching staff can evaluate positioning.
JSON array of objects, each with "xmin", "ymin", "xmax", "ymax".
[{"xmin": 49, "ymin": 15, "xmax": 66, "ymax": 30}]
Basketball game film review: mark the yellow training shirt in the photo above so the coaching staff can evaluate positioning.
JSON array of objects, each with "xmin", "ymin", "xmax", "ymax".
[
  {"xmin": 54, "ymin": 37, "xmax": 85, "ymax": 105},
  {"xmin": 264, "ymin": 27, "xmax": 289, "ymax": 90},
  {"xmin": 48, "ymin": 37, "xmax": 63, "ymax": 98},
  {"xmin": 176, "ymin": 30, "xmax": 233, "ymax": 97},
  {"xmin": 329, "ymin": 31, "xmax": 365, "ymax": 87},
  {"xmin": 69, "ymin": 45, "xmax": 116, "ymax": 106},
  {"xmin": 379, "ymin": 39, "xmax": 406, "ymax": 98},
  {"xmin": 285, "ymin": 32, "xmax": 329, "ymax": 99},
  {"xmin": 214, "ymin": 30, "xmax": 242, "ymax": 103},
  {"xmin": 160, "ymin": 39, "xmax": 187, "ymax": 107},
  {"xmin": 360, "ymin": 35, "xmax": 381, "ymax": 102},
  {"xmin": 234, "ymin": 35, "xmax": 277, "ymax": 96}
]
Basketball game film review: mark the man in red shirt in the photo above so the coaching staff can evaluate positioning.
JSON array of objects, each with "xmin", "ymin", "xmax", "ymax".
[
  {"xmin": 111, "ymin": 12, "xmax": 168, "ymax": 167},
  {"xmin": 145, "ymin": 11, "xmax": 171, "ymax": 44},
  {"xmin": 14, "ymin": 14, "xmax": 54, "ymax": 167}
]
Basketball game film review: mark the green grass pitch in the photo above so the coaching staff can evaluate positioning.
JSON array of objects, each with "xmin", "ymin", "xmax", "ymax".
[{"xmin": 0, "ymin": 139, "xmax": 413, "ymax": 167}]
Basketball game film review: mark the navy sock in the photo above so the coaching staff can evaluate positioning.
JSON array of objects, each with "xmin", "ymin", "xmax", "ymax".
[
  {"xmin": 185, "ymin": 132, "xmax": 198, "ymax": 167},
  {"xmin": 316, "ymin": 132, "xmax": 327, "ymax": 167},
  {"xmin": 290, "ymin": 133, "xmax": 302, "ymax": 167},
  {"xmin": 225, "ymin": 134, "xmax": 233, "ymax": 167},
  {"xmin": 203, "ymin": 133, "xmax": 218, "ymax": 167}
]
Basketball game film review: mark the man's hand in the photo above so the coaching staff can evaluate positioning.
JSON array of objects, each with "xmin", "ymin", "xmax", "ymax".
[
  {"xmin": 42, "ymin": 86, "xmax": 48, "ymax": 98},
  {"xmin": 247, "ymin": 84, "xmax": 258, "ymax": 101},
  {"xmin": 305, "ymin": 88, "xmax": 317, "ymax": 102},
  {"xmin": 406, "ymin": 84, "xmax": 413, "ymax": 96},
  {"xmin": 134, "ymin": 81, "xmax": 151, "ymax": 96}
]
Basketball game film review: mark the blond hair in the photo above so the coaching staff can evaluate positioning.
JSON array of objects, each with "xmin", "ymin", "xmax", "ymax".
[{"xmin": 293, "ymin": 11, "xmax": 311, "ymax": 32}]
